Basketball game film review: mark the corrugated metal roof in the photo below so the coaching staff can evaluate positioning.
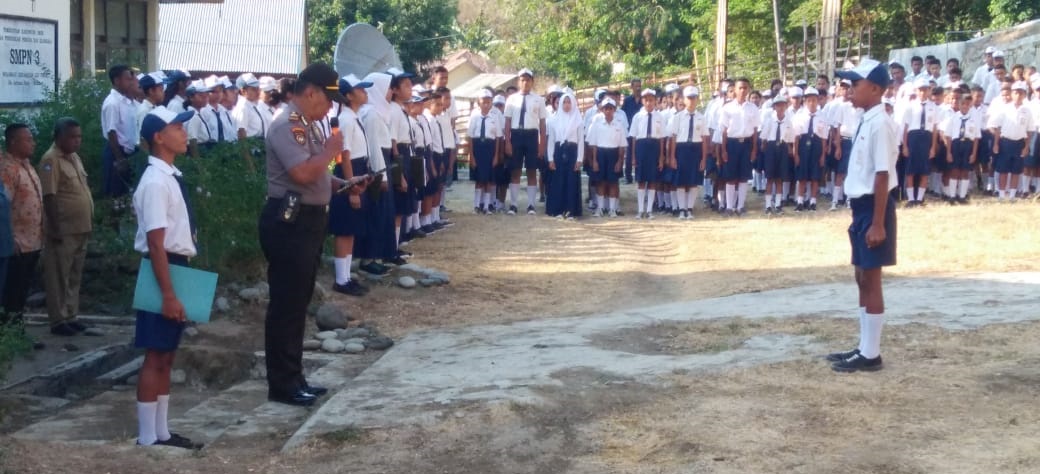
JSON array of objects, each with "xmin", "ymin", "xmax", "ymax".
[
  {"xmin": 451, "ymin": 73, "xmax": 518, "ymax": 99},
  {"xmin": 157, "ymin": 0, "xmax": 306, "ymax": 75}
]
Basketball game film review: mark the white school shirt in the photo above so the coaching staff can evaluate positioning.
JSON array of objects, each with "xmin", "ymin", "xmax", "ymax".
[
  {"xmin": 467, "ymin": 111, "xmax": 503, "ymax": 141},
  {"xmin": 971, "ymin": 64, "xmax": 992, "ymax": 90},
  {"xmin": 360, "ymin": 107, "xmax": 390, "ymax": 179},
  {"xmin": 760, "ymin": 111, "xmax": 796, "ymax": 144},
  {"xmin": 990, "ymin": 103, "xmax": 1034, "ymax": 140},
  {"xmin": 204, "ymin": 104, "xmax": 238, "ymax": 142},
  {"xmin": 135, "ymin": 100, "xmax": 158, "ymax": 135},
  {"xmin": 900, "ymin": 100, "xmax": 938, "ymax": 133},
  {"xmin": 185, "ymin": 105, "xmax": 211, "ymax": 143},
  {"xmin": 133, "ymin": 156, "xmax": 197, "ymax": 257},
  {"xmin": 101, "ymin": 89, "xmax": 140, "ymax": 153},
  {"xmin": 668, "ymin": 109, "xmax": 708, "ymax": 143},
  {"xmin": 792, "ymin": 108, "xmax": 829, "ymax": 139},
  {"xmin": 941, "ymin": 111, "xmax": 981, "ymax": 141},
  {"xmin": 845, "ymin": 104, "xmax": 899, "ymax": 198},
  {"xmin": 410, "ymin": 113, "xmax": 429, "ymax": 149},
  {"xmin": 586, "ymin": 115, "xmax": 628, "ymax": 149},
  {"xmin": 583, "ymin": 106, "xmax": 599, "ymax": 130},
  {"xmin": 984, "ymin": 79, "xmax": 1005, "ymax": 105},
  {"xmin": 388, "ymin": 103, "xmax": 412, "ymax": 145},
  {"xmin": 435, "ymin": 112, "xmax": 456, "ymax": 149},
  {"xmin": 546, "ymin": 117, "xmax": 585, "ymax": 163},
  {"xmin": 504, "ymin": 92, "xmax": 547, "ymax": 130},
  {"xmin": 422, "ymin": 110, "xmax": 445, "ymax": 154},
  {"xmin": 628, "ymin": 109, "xmax": 668, "ymax": 140},
  {"xmin": 971, "ymin": 104, "xmax": 989, "ymax": 132},
  {"xmin": 336, "ymin": 107, "xmax": 369, "ymax": 159},
  {"xmin": 826, "ymin": 99, "xmax": 862, "ymax": 138},
  {"xmin": 167, "ymin": 95, "xmax": 187, "ymax": 114},
  {"xmin": 490, "ymin": 107, "xmax": 506, "ymax": 137},
  {"xmin": 719, "ymin": 100, "xmax": 761, "ymax": 139},
  {"xmin": 232, "ymin": 99, "xmax": 271, "ymax": 138}
]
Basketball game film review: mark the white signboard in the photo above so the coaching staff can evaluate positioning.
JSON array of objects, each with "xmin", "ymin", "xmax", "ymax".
[{"xmin": 1, "ymin": 15, "xmax": 58, "ymax": 105}]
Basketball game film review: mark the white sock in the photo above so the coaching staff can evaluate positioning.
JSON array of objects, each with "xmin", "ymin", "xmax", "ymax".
[
  {"xmin": 725, "ymin": 184, "xmax": 736, "ymax": 210},
  {"xmin": 411, "ymin": 212, "xmax": 420, "ymax": 229},
  {"xmin": 637, "ymin": 188, "xmax": 646, "ymax": 213},
  {"xmin": 670, "ymin": 191, "xmax": 678, "ymax": 209},
  {"xmin": 433, "ymin": 207, "xmax": 441, "ymax": 222},
  {"xmin": 647, "ymin": 190, "xmax": 657, "ymax": 212},
  {"xmin": 484, "ymin": 191, "xmax": 493, "ymax": 208},
  {"xmin": 810, "ymin": 196, "xmax": 817, "ymax": 205},
  {"xmin": 688, "ymin": 187, "xmax": 698, "ymax": 209},
  {"xmin": 773, "ymin": 194, "xmax": 781, "ymax": 208},
  {"xmin": 1010, "ymin": 188, "xmax": 1018, "ymax": 199},
  {"xmin": 334, "ymin": 257, "xmax": 350, "ymax": 285},
  {"xmin": 833, "ymin": 186, "xmax": 842, "ymax": 204},
  {"xmin": 676, "ymin": 189, "xmax": 687, "ymax": 211},
  {"xmin": 596, "ymin": 194, "xmax": 605, "ymax": 210},
  {"xmin": 609, "ymin": 197, "xmax": 618, "ymax": 211},
  {"xmin": 915, "ymin": 187, "xmax": 925, "ymax": 201},
  {"xmin": 137, "ymin": 401, "xmax": 158, "ymax": 446},
  {"xmin": 422, "ymin": 215, "xmax": 432, "ymax": 226},
  {"xmin": 782, "ymin": 181, "xmax": 790, "ymax": 200},
  {"xmin": 797, "ymin": 194, "xmax": 804, "ymax": 204},
  {"xmin": 395, "ymin": 226, "xmax": 402, "ymax": 248},
  {"xmin": 956, "ymin": 180, "xmax": 966, "ymax": 198},
  {"xmin": 156, "ymin": 394, "xmax": 171, "ymax": 441},
  {"xmin": 857, "ymin": 307, "xmax": 867, "ymax": 353},
  {"xmin": 704, "ymin": 178, "xmax": 713, "ymax": 197},
  {"xmin": 861, "ymin": 312, "xmax": 885, "ymax": 359},
  {"xmin": 509, "ymin": 183, "xmax": 520, "ymax": 206},
  {"xmin": 737, "ymin": 182, "xmax": 749, "ymax": 209},
  {"xmin": 717, "ymin": 187, "xmax": 726, "ymax": 207},
  {"xmin": 473, "ymin": 187, "xmax": 481, "ymax": 207},
  {"xmin": 526, "ymin": 186, "xmax": 537, "ymax": 207},
  {"xmin": 986, "ymin": 175, "xmax": 994, "ymax": 191}
]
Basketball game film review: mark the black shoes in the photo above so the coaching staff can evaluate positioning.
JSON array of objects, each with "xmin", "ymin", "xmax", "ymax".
[
  {"xmin": 409, "ymin": 228, "xmax": 427, "ymax": 239},
  {"xmin": 333, "ymin": 280, "xmax": 368, "ymax": 297},
  {"xmin": 832, "ymin": 353, "xmax": 883, "ymax": 373},
  {"xmin": 383, "ymin": 256, "xmax": 408, "ymax": 266},
  {"xmin": 359, "ymin": 261, "xmax": 390, "ymax": 276},
  {"xmin": 155, "ymin": 433, "xmax": 204, "ymax": 450},
  {"xmin": 268, "ymin": 389, "xmax": 317, "ymax": 407},
  {"xmin": 825, "ymin": 348, "xmax": 859, "ymax": 363},
  {"xmin": 50, "ymin": 322, "xmax": 79, "ymax": 336},
  {"xmin": 302, "ymin": 383, "xmax": 328, "ymax": 397}
]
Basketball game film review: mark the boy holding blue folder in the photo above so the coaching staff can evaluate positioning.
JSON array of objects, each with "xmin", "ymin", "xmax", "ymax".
[{"xmin": 132, "ymin": 107, "xmax": 203, "ymax": 449}]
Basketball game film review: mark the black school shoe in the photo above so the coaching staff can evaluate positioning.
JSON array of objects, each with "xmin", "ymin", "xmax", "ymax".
[
  {"xmin": 825, "ymin": 348, "xmax": 859, "ymax": 363},
  {"xmin": 268, "ymin": 389, "xmax": 317, "ymax": 407},
  {"xmin": 333, "ymin": 280, "xmax": 368, "ymax": 297},
  {"xmin": 383, "ymin": 256, "xmax": 408, "ymax": 266},
  {"xmin": 302, "ymin": 383, "xmax": 328, "ymax": 397},
  {"xmin": 359, "ymin": 262, "xmax": 390, "ymax": 276},
  {"xmin": 155, "ymin": 433, "xmax": 204, "ymax": 450},
  {"xmin": 50, "ymin": 322, "xmax": 80, "ymax": 336},
  {"xmin": 832, "ymin": 353, "xmax": 883, "ymax": 373}
]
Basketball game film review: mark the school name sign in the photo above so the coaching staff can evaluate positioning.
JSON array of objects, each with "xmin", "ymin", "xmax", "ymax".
[{"xmin": 1, "ymin": 15, "xmax": 58, "ymax": 105}]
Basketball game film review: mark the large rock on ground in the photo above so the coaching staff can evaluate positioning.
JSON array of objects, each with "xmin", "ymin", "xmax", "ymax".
[{"xmin": 315, "ymin": 303, "xmax": 350, "ymax": 331}]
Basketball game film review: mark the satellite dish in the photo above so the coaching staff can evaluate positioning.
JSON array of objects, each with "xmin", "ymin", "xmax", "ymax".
[{"xmin": 333, "ymin": 23, "xmax": 402, "ymax": 78}]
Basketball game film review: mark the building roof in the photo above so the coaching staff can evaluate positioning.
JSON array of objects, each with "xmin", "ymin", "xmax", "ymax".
[
  {"xmin": 157, "ymin": 0, "xmax": 306, "ymax": 75},
  {"xmin": 428, "ymin": 49, "xmax": 496, "ymax": 74},
  {"xmin": 451, "ymin": 73, "xmax": 518, "ymax": 99}
]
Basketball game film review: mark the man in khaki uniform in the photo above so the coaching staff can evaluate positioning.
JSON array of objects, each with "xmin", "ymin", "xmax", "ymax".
[{"xmin": 38, "ymin": 118, "xmax": 95, "ymax": 336}]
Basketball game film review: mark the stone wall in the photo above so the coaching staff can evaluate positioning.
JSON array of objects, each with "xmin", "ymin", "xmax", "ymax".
[{"xmin": 888, "ymin": 19, "xmax": 1040, "ymax": 81}]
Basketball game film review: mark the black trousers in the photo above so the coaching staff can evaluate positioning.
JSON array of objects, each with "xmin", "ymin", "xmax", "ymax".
[
  {"xmin": 624, "ymin": 147, "xmax": 634, "ymax": 182},
  {"xmin": 1, "ymin": 250, "xmax": 40, "ymax": 323},
  {"xmin": 258, "ymin": 199, "xmax": 327, "ymax": 397}
]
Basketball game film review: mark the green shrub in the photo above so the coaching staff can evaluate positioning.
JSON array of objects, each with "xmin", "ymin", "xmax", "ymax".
[{"xmin": 0, "ymin": 321, "xmax": 32, "ymax": 380}]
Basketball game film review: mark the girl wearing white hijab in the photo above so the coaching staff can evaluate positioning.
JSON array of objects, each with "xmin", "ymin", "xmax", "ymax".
[
  {"xmin": 545, "ymin": 92, "xmax": 585, "ymax": 218},
  {"xmin": 355, "ymin": 72, "xmax": 398, "ymax": 274}
]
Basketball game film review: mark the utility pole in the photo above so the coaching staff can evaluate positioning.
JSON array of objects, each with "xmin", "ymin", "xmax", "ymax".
[
  {"xmin": 772, "ymin": 0, "xmax": 785, "ymax": 82},
  {"xmin": 715, "ymin": 0, "xmax": 728, "ymax": 85},
  {"xmin": 820, "ymin": 0, "xmax": 843, "ymax": 78}
]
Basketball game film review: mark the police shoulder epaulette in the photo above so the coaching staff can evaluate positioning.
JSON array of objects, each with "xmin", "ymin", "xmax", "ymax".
[{"xmin": 288, "ymin": 111, "xmax": 302, "ymax": 123}]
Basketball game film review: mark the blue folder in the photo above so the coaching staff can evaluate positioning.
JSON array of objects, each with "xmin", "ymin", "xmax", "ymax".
[{"xmin": 132, "ymin": 259, "xmax": 218, "ymax": 323}]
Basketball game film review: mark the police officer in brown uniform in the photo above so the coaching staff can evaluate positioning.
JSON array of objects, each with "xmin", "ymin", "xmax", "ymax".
[
  {"xmin": 259, "ymin": 63, "xmax": 344, "ymax": 407},
  {"xmin": 39, "ymin": 118, "xmax": 95, "ymax": 336}
]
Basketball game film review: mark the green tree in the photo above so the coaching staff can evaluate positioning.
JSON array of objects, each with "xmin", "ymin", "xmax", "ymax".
[
  {"xmin": 306, "ymin": 0, "xmax": 459, "ymax": 74},
  {"xmin": 989, "ymin": 0, "xmax": 1040, "ymax": 27}
]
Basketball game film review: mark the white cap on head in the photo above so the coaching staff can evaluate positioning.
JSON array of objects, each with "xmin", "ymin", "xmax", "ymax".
[
  {"xmin": 788, "ymin": 86, "xmax": 804, "ymax": 98},
  {"xmin": 188, "ymin": 79, "xmax": 210, "ymax": 93},
  {"xmin": 412, "ymin": 84, "xmax": 428, "ymax": 95},
  {"xmin": 803, "ymin": 87, "xmax": 819, "ymax": 97},
  {"xmin": 594, "ymin": 88, "xmax": 607, "ymax": 101},
  {"xmin": 682, "ymin": 85, "xmax": 699, "ymax": 97},
  {"xmin": 546, "ymin": 84, "xmax": 562, "ymax": 95},
  {"xmin": 600, "ymin": 97, "xmax": 617, "ymax": 108},
  {"xmin": 772, "ymin": 94, "xmax": 788, "ymax": 104},
  {"xmin": 237, "ymin": 72, "xmax": 260, "ymax": 88},
  {"xmin": 479, "ymin": 89, "xmax": 494, "ymax": 99},
  {"xmin": 883, "ymin": 97, "xmax": 895, "ymax": 106},
  {"xmin": 203, "ymin": 75, "xmax": 222, "ymax": 90},
  {"xmin": 763, "ymin": 89, "xmax": 773, "ymax": 98},
  {"xmin": 219, "ymin": 75, "xmax": 234, "ymax": 89},
  {"xmin": 984, "ymin": 46, "xmax": 996, "ymax": 55},
  {"xmin": 664, "ymin": 83, "xmax": 680, "ymax": 94},
  {"xmin": 1031, "ymin": 76, "xmax": 1040, "ymax": 90},
  {"xmin": 913, "ymin": 77, "xmax": 931, "ymax": 89},
  {"xmin": 1011, "ymin": 81, "xmax": 1029, "ymax": 92},
  {"xmin": 493, "ymin": 94, "xmax": 506, "ymax": 105},
  {"xmin": 795, "ymin": 79, "xmax": 807, "ymax": 86},
  {"xmin": 259, "ymin": 76, "xmax": 278, "ymax": 92},
  {"xmin": 517, "ymin": 68, "xmax": 534, "ymax": 78},
  {"xmin": 640, "ymin": 88, "xmax": 656, "ymax": 97},
  {"xmin": 993, "ymin": 50, "xmax": 1005, "ymax": 58}
]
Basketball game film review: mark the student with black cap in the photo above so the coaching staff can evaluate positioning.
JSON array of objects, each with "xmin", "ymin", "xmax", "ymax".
[
  {"xmin": 259, "ymin": 63, "xmax": 345, "ymax": 406},
  {"xmin": 825, "ymin": 59, "xmax": 898, "ymax": 373}
]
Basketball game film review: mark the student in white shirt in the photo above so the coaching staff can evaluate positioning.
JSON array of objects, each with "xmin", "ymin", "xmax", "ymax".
[
  {"xmin": 989, "ymin": 81, "xmax": 1035, "ymax": 201},
  {"xmin": 900, "ymin": 80, "xmax": 939, "ymax": 206},
  {"xmin": 133, "ymin": 106, "xmax": 204, "ymax": 450},
  {"xmin": 357, "ymin": 72, "xmax": 398, "ymax": 273},
  {"xmin": 587, "ymin": 98, "xmax": 628, "ymax": 217},
  {"xmin": 386, "ymin": 68, "xmax": 417, "ymax": 254},
  {"xmin": 827, "ymin": 59, "xmax": 899, "ymax": 373},
  {"xmin": 202, "ymin": 76, "xmax": 237, "ymax": 143},
  {"xmin": 759, "ymin": 94, "xmax": 796, "ymax": 215},
  {"xmin": 101, "ymin": 65, "xmax": 140, "ymax": 198},
  {"xmin": 466, "ymin": 90, "xmax": 502, "ymax": 214},
  {"xmin": 231, "ymin": 73, "xmax": 272, "ymax": 139},
  {"xmin": 503, "ymin": 69, "xmax": 548, "ymax": 215},
  {"xmin": 162, "ymin": 70, "xmax": 191, "ymax": 114},
  {"xmin": 136, "ymin": 73, "xmax": 166, "ymax": 146},
  {"xmin": 718, "ymin": 78, "xmax": 762, "ymax": 215},
  {"xmin": 545, "ymin": 92, "xmax": 584, "ymax": 219},
  {"xmin": 792, "ymin": 87, "xmax": 828, "ymax": 211},
  {"xmin": 667, "ymin": 86, "xmax": 708, "ymax": 220},
  {"xmin": 826, "ymin": 80, "xmax": 862, "ymax": 210},
  {"xmin": 421, "ymin": 90, "xmax": 447, "ymax": 232},
  {"xmin": 629, "ymin": 89, "xmax": 668, "ymax": 219},
  {"xmin": 941, "ymin": 93, "xmax": 981, "ymax": 203}
]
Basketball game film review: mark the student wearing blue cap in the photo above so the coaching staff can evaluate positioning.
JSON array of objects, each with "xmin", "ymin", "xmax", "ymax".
[
  {"xmin": 825, "ymin": 59, "xmax": 898, "ymax": 373},
  {"xmin": 133, "ymin": 106, "xmax": 203, "ymax": 449},
  {"xmin": 163, "ymin": 70, "xmax": 191, "ymax": 114},
  {"xmin": 101, "ymin": 65, "xmax": 140, "ymax": 199},
  {"xmin": 136, "ymin": 73, "xmax": 166, "ymax": 136}
]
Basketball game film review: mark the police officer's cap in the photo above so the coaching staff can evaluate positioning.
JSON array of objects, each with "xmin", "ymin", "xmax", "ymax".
[{"xmin": 298, "ymin": 63, "xmax": 348, "ymax": 104}]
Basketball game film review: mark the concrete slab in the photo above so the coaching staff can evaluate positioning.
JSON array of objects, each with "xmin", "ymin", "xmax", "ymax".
[{"xmin": 284, "ymin": 272, "xmax": 1040, "ymax": 450}]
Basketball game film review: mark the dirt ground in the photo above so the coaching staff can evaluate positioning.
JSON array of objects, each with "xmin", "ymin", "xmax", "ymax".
[{"xmin": 3, "ymin": 187, "xmax": 1040, "ymax": 473}]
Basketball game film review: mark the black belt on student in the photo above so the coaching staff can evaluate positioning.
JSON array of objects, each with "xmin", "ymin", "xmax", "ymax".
[
  {"xmin": 472, "ymin": 137, "xmax": 496, "ymax": 143},
  {"xmin": 512, "ymin": 128, "xmax": 538, "ymax": 135},
  {"xmin": 597, "ymin": 146, "xmax": 620, "ymax": 151},
  {"xmin": 636, "ymin": 138, "xmax": 661, "ymax": 143},
  {"xmin": 265, "ymin": 196, "xmax": 329, "ymax": 214},
  {"xmin": 142, "ymin": 252, "xmax": 191, "ymax": 266},
  {"xmin": 728, "ymin": 137, "xmax": 750, "ymax": 143},
  {"xmin": 841, "ymin": 136, "xmax": 853, "ymax": 142},
  {"xmin": 562, "ymin": 141, "xmax": 580, "ymax": 147}
]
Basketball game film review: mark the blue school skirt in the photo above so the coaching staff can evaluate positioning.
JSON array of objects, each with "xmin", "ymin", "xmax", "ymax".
[
  {"xmin": 906, "ymin": 129, "xmax": 932, "ymax": 175},
  {"xmin": 950, "ymin": 138, "xmax": 974, "ymax": 171},
  {"xmin": 329, "ymin": 159, "xmax": 369, "ymax": 237},
  {"xmin": 674, "ymin": 142, "xmax": 704, "ymax": 187},
  {"xmin": 722, "ymin": 137, "xmax": 753, "ymax": 181},
  {"xmin": 472, "ymin": 137, "xmax": 496, "ymax": 183},
  {"xmin": 797, "ymin": 135, "xmax": 824, "ymax": 181},
  {"xmin": 547, "ymin": 142, "xmax": 582, "ymax": 217},
  {"xmin": 995, "ymin": 138, "xmax": 1025, "ymax": 174},
  {"xmin": 762, "ymin": 140, "xmax": 791, "ymax": 181},
  {"xmin": 634, "ymin": 138, "xmax": 661, "ymax": 183},
  {"xmin": 393, "ymin": 145, "xmax": 416, "ymax": 217},
  {"xmin": 596, "ymin": 147, "xmax": 621, "ymax": 183}
]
